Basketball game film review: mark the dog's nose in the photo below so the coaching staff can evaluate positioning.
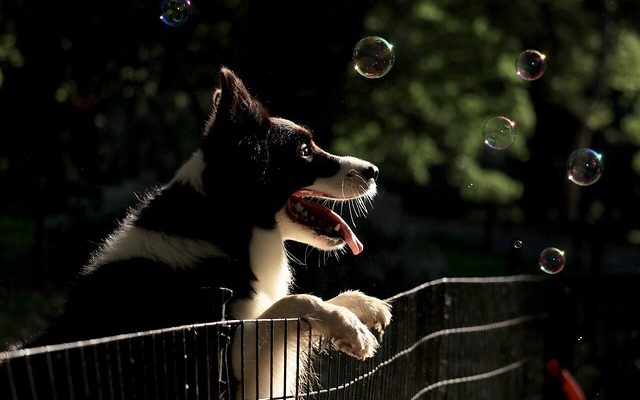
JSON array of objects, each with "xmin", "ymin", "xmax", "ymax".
[{"xmin": 362, "ymin": 165, "xmax": 379, "ymax": 181}]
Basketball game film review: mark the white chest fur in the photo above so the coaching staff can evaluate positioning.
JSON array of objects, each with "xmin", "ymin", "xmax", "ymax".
[{"xmin": 231, "ymin": 227, "xmax": 292, "ymax": 319}]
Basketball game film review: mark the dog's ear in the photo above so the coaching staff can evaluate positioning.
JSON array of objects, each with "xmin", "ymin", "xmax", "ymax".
[{"xmin": 203, "ymin": 67, "xmax": 269, "ymax": 140}]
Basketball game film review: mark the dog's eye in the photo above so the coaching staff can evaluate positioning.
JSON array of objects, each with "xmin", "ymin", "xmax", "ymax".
[{"xmin": 298, "ymin": 143, "xmax": 313, "ymax": 160}]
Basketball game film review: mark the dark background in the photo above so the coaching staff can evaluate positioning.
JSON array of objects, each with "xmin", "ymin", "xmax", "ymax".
[{"xmin": 1, "ymin": 0, "xmax": 639, "ymax": 397}]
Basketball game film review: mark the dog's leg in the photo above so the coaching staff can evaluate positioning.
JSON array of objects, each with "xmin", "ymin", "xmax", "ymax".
[
  {"xmin": 327, "ymin": 290, "xmax": 392, "ymax": 342},
  {"xmin": 232, "ymin": 294, "xmax": 381, "ymax": 399}
]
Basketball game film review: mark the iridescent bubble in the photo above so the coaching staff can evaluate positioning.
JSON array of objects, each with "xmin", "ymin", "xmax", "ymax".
[
  {"xmin": 516, "ymin": 50, "xmax": 547, "ymax": 81},
  {"xmin": 514, "ymin": 240, "xmax": 523, "ymax": 249},
  {"xmin": 160, "ymin": 0, "xmax": 192, "ymax": 27},
  {"xmin": 482, "ymin": 116, "xmax": 517, "ymax": 150},
  {"xmin": 539, "ymin": 247, "xmax": 566, "ymax": 274},
  {"xmin": 353, "ymin": 36, "xmax": 395, "ymax": 79},
  {"xmin": 566, "ymin": 148, "xmax": 604, "ymax": 186}
]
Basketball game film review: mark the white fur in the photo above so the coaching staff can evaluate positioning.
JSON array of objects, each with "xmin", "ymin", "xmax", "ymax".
[
  {"xmin": 308, "ymin": 154, "xmax": 378, "ymax": 199},
  {"xmin": 171, "ymin": 150, "xmax": 206, "ymax": 194},
  {"xmin": 231, "ymin": 227, "xmax": 292, "ymax": 319},
  {"xmin": 86, "ymin": 226, "xmax": 228, "ymax": 272}
]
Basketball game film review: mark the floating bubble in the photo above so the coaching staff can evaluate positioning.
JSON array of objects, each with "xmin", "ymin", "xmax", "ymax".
[
  {"xmin": 353, "ymin": 36, "xmax": 395, "ymax": 79},
  {"xmin": 566, "ymin": 148, "xmax": 604, "ymax": 186},
  {"xmin": 482, "ymin": 116, "xmax": 517, "ymax": 150},
  {"xmin": 539, "ymin": 247, "xmax": 565, "ymax": 274},
  {"xmin": 160, "ymin": 0, "xmax": 192, "ymax": 27},
  {"xmin": 514, "ymin": 240, "xmax": 523, "ymax": 249},
  {"xmin": 516, "ymin": 50, "xmax": 547, "ymax": 81}
]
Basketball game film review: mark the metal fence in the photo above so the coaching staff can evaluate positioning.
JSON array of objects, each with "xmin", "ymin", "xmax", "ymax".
[{"xmin": 0, "ymin": 276, "xmax": 550, "ymax": 399}]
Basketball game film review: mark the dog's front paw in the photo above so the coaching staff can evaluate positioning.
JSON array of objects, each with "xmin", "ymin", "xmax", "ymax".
[
  {"xmin": 327, "ymin": 307, "xmax": 379, "ymax": 360},
  {"xmin": 328, "ymin": 291, "xmax": 392, "ymax": 342}
]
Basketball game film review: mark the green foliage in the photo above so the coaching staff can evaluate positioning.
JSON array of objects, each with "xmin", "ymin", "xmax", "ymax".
[
  {"xmin": 0, "ymin": 26, "xmax": 24, "ymax": 90},
  {"xmin": 609, "ymin": 29, "xmax": 640, "ymax": 96},
  {"xmin": 335, "ymin": 0, "xmax": 640, "ymax": 212},
  {"xmin": 334, "ymin": 0, "xmax": 534, "ymax": 204},
  {"xmin": 610, "ymin": 31, "xmax": 640, "ymax": 148},
  {"xmin": 632, "ymin": 151, "xmax": 640, "ymax": 175}
]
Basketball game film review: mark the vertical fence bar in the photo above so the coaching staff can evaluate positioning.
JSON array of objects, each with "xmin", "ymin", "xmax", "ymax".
[
  {"xmin": 79, "ymin": 345, "xmax": 90, "ymax": 398},
  {"xmin": 214, "ymin": 324, "xmax": 221, "ymax": 399},
  {"xmin": 126, "ymin": 338, "xmax": 137, "ymax": 400},
  {"xmin": 240, "ymin": 321, "xmax": 245, "ymax": 400},
  {"xmin": 151, "ymin": 333, "xmax": 159, "ymax": 400},
  {"xmin": 192, "ymin": 328, "xmax": 200, "ymax": 400},
  {"xmin": 204, "ymin": 326, "xmax": 211, "ymax": 400},
  {"xmin": 92, "ymin": 344, "xmax": 105, "ymax": 400},
  {"xmin": 182, "ymin": 329, "xmax": 188, "ymax": 399},
  {"xmin": 326, "ymin": 345, "xmax": 332, "ymax": 400},
  {"xmin": 5, "ymin": 358, "xmax": 18, "ymax": 400},
  {"xmin": 255, "ymin": 320, "xmax": 259, "ymax": 399},
  {"xmin": 107, "ymin": 343, "xmax": 117, "ymax": 400},
  {"xmin": 170, "ymin": 331, "xmax": 178, "ymax": 400},
  {"xmin": 45, "ymin": 349, "xmax": 58, "ymax": 400},
  {"xmin": 25, "ymin": 353, "xmax": 38, "ymax": 400},
  {"xmin": 306, "ymin": 323, "xmax": 313, "ymax": 399},
  {"xmin": 295, "ymin": 319, "xmax": 301, "ymax": 400},
  {"xmin": 161, "ymin": 332, "xmax": 169, "ymax": 400},
  {"xmin": 269, "ymin": 319, "xmax": 276, "ymax": 400},
  {"xmin": 334, "ymin": 352, "xmax": 341, "ymax": 400},
  {"xmin": 283, "ymin": 319, "xmax": 288, "ymax": 399},
  {"xmin": 114, "ymin": 341, "xmax": 125, "ymax": 400}
]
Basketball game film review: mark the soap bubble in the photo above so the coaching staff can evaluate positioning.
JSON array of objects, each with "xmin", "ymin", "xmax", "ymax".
[
  {"xmin": 353, "ymin": 36, "xmax": 395, "ymax": 79},
  {"xmin": 514, "ymin": 240, "xmax": 523, "ymax": 249},
  {"xmin": 539, "ymin": 247, "xmax": 565, "ymax": 274},
  {"xmin": 160, "ymin": 0, "xmax": 192, "ymax": 27},
  {"xmin": 566, "ymin": 148, "xmax": 604, "ymax": 186},
  {"xmin": 482, "ymin": 116, "xmax": 517, "ymax": 150},
  {"xmin": 516, "ymin": 50, "xmax": 547, "ymax": 81}
]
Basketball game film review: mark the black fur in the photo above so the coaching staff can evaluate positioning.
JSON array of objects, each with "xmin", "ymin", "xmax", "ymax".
[
  {"xmin": 2, "ymin": 67, "xmax": 381, "ymax": 400},
  {"xmin": 31, "ymin": 67, "xmax": 343, "ymax": 346}
]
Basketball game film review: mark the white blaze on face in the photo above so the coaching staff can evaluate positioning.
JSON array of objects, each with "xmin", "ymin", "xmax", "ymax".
[{"xmin": 310, "ymin": 153, "xmax": 378, "ymax": 199}]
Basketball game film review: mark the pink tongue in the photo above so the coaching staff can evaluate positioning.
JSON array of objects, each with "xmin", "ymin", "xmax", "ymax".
[
  {"xmin": 320, "ymin": 206, "xmax": 364, "ymax": 255},
  {"xmin": 298, "ymin": 196, "xmax": 364, "ymax": 255},
  {"xmin": 345, "ymin": 226, "xmax": 364, "ymax": 255}
]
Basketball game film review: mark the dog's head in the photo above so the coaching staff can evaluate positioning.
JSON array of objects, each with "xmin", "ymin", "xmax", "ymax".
[{"xmin": 200, "ymin": 67, "xmax": 378, "ymax": 255}]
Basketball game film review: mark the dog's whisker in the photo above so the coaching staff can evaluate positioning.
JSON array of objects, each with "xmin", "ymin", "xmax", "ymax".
[
  {"xmin": 347, "ymin": 197, "xmax": 357, "ymax": 227},
  {"xmin": 365, "ymin": 193, "xmax": 375, "ymax": 209},
  {"xmin": 286, "ymin": 248, "xmax": 305, "ymax": 266},
  {"xmin": 340, "ymin": 179, "xmax": 346, "ymax": 214},
  {"xmin": 357, "ymin": 198, "xmax": 368, "ymax": 217},
  {"xmin": 303, "ymin": 245, "xmax": 313, "ymax": 267}
]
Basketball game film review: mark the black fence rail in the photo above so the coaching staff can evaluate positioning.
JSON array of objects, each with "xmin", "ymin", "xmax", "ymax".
[{"xmin": 0, "ymin": 276, "xmax": 550, "ymax": 399}]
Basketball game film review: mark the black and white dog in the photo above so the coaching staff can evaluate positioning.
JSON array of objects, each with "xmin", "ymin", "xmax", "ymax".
[{"xmin": 32, "ymin": 67, "xmax": 391, "ymax": 398}]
